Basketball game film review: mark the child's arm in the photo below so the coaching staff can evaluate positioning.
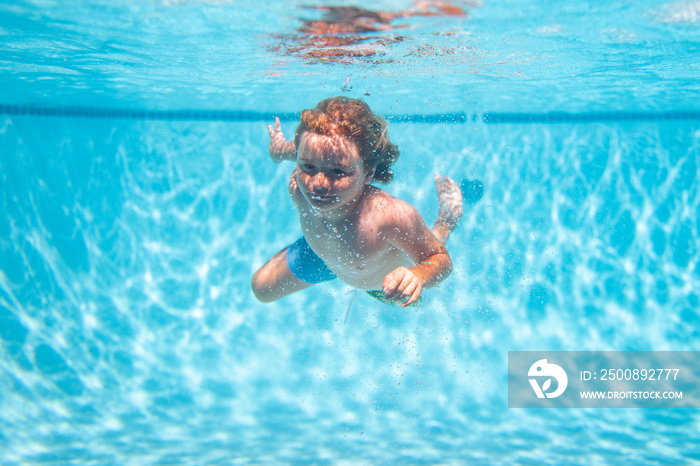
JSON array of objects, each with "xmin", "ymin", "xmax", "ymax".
[
  {"xmin": 381, "ymin": 201, "xmax": 453, "ymax": 307},
  {"xmin": 267, "ymin": 117, "xmax": 297, "ymax": 163}
]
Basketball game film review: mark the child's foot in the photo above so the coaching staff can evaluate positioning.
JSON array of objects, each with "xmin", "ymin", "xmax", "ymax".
[{"xmin": 435, "ymin": 175, "xmax": 464, "ymax": 226}]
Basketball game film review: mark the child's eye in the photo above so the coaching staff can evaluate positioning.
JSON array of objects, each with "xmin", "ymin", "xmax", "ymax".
[
  {"xmin": 302, "ymin": 164, "xmax": 317, "ymax": 172},
  {"xmin": 331, "ymin": 169, "xmax": 348, "ymax": 177}
]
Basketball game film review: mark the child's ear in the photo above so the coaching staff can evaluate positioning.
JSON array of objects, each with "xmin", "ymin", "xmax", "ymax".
[{"xmin": 364, "ymin": 168, "xmax": 375, "ymax": 185}]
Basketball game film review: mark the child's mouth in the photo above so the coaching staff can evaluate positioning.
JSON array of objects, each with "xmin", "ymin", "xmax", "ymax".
[{"xmin": 310, "ymin": 194, "xmax": 334, "ymax": 202}]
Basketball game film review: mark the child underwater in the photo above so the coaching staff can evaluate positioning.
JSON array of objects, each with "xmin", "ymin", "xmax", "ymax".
[{"xmin": 251, "ymin": 97, "xmax": 466, "ymax": 307}]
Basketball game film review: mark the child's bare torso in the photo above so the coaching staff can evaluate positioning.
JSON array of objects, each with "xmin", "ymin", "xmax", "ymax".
[{"xmin": 294, "ymin": 185, "xmax": 413, "ymax": 290}]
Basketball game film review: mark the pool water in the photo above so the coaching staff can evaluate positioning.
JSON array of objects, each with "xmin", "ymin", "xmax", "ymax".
[{"xmin": 1, "ymin": 0, "xmax": 699, "ymax": 464}]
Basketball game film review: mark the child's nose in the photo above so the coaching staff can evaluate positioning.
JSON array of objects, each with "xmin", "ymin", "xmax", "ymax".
[{"xmin": 313, "ymin": 173, "xmax": 330, "ymax": 191}]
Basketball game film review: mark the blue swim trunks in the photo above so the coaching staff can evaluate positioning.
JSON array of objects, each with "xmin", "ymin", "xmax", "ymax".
[
  {"xmin": 286, "ymin": 236, "xmax": 338, "ymax": 284},
  {"xmin": 285, "ymin": 237, "xmax": 421, "ymax": 306}
]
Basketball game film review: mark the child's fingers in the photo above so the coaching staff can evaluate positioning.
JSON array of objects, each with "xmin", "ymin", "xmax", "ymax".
[
  {"xmin": 382, "ymin": 269, "xmax": 404, "ymax": 297},
  {"xmin": 383, "ymin": 267, "xmax": 422, "ymax": 305},
  {"xmin": 268, "ymin": 117, "xmax": 282, "ymax": 137},
  {"xmin": 399, "ymin": 280, "xmax": 420, "ymax": 307},
  {"xmin": 388, "ymin": 278, "xmax": 410, "ymax": 301},
  {"xmin": 382, "ymin": 279, "xmax": 399, "ymax": 298},
  {"xmin": 386, "ymin": 272, "xmax": 419, "ymax": 304},
  {"xmin": 398, "ymin": 274, "xmax": 416, "ymax": 294},
  {"xmin": 401, "ymin": 285, "xmax": 422, "ymax": 308}
]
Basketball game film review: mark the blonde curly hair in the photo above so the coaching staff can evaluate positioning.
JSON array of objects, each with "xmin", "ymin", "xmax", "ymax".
[{"xmin": 294, "ymin": 96, "xmax": 400, "ymax": 183}]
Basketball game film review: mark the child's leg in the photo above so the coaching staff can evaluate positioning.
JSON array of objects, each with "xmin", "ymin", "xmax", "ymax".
[
  {"xmin": 251, "ymin": 247, "xmax": 314, "ymax": 302},
  {"xmin": 432, "ymin": 174, "xmax": 464, "ymax": 244},
  {"xmin": 252, "ymin": 237, "xmax": 338, "ymax": 303}
]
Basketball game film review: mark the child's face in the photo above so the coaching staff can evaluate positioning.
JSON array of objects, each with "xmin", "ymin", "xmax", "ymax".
[{"xmin": 296, "ymin": 133, "xmax": 373, "ymax": 212}]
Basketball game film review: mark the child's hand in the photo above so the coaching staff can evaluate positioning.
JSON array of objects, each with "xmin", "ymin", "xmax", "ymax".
[
  {"xmin": 382, "ymin": 267, "xmax": 423, "ymax": 308},
  {"xmin": 288, "ymin": 167, "xmax": 299, "ymax": 195},
  {"xmin": 267, "ymin": 117, "xmax": 295, "ymax": 162}
]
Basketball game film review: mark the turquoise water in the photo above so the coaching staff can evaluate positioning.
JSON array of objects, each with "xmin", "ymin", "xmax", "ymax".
[{"xmin": 2, "ymin": 0, "xmax": 700, "ymax": 464}]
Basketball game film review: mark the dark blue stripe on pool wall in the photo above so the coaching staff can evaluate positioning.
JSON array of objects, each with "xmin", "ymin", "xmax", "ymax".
[
  {"xmin": 0, "ymin": 105, "xmax": 302, "ymax": 122},
  {"xmin": 1, "ymin": 104, "xmax": 699, "ymax": 123},
  {"xmin": 482, "ymin": 111, "xmax": 700, "ymax": 123},
  {"xmin": 386, "ymin": 113, "xmax": 468, "ymax": 123}
]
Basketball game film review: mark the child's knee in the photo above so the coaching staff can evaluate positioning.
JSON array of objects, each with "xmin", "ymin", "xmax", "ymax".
[{"xmin": 251, "ymin": 270, "xmax": 276, "ymax": 303}]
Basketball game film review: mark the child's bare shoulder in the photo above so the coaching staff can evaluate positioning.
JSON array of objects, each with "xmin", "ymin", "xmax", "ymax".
[{"xmin": 363, "ymin": 186, "xmax": 425, "ymax": 231}]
